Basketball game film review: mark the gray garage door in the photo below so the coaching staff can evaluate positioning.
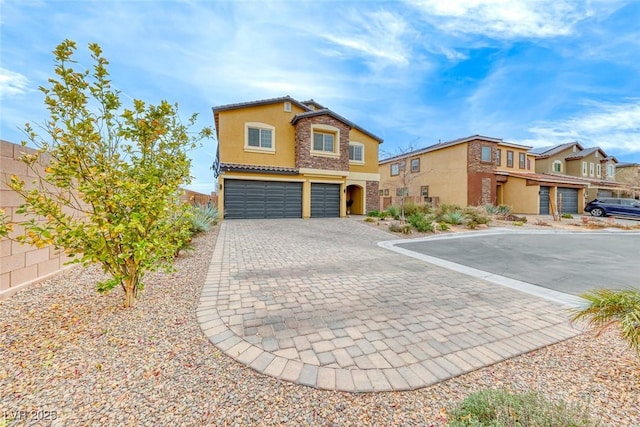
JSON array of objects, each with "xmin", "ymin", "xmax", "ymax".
[
  {"xmin": 224, "ymin": 180, "xmax": 302, "ymax": 219},
  {"xmin": 311, "ymin": 183, "xmax": 340, "ymax": 218},
  {"xmin": 558, "ymin": 187, "xmax": 578, "ymax": 214},
  {"xmin": 539, "ymin": 186, "xmax": 550, "ymax": 215},
  {"xmin": 539, "ymin": 186, "xmax": 578, "ymax": 215}
]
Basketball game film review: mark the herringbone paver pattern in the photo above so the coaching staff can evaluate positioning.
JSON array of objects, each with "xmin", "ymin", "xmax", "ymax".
[{"xmin": 198, "ymin": 219, "xmax": 579, "ymax": 392}]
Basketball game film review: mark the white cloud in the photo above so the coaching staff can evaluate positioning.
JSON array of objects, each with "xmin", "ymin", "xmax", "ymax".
[
  {"xmin": 317, "ymin": 9, "xmax": 413, "ymax": 68},
  {"xmin": 522, "ymin": 101, "xmax": 640, "ymax": 154},
  {"xmin": 406, "ymin": 0, "xmax": 602, "ymax": 39},
  {"xmin": 0, "ymin": 68, "xmax": 29, "ymax": 98}
]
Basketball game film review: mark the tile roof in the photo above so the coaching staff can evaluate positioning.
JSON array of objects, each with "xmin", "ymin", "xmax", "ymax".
[
  {"xmin": 219, "ymin": 163, "xmax": 298, "ymax": 175},
  {"xmin": 212, "ymin": 96, "xmax": 309, "ymax": 113},
  {"xmin": 528, "ymin": 142, "xmax": 582, "ymax": 158},
  {"xmin": 290, "ymin": 109, "xmax": 383, "ymax": 143},
  {"xmin": 379, "ymin": 134, "xmax": 504, "ymax": 164},
  {"xmin": 564, "ymin": 147, "xmax": 605, "ymax": 160}
]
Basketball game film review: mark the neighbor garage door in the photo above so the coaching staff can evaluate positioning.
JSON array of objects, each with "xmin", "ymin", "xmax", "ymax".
[
  {"xmin": 539, "ymin": 186, "xmax": 550, "ymax": 215},
  {"xmin": 311, "ymin": 183, "xmax": 340, "ymax": 218},
  {"xmin": 558, "ymin": 187, "xmax": 578, "ymax": 214},
  {"xmin": 224, "ymin": 180, "xmax": 302, "ymax": 219},
  {"xmin": 539, "ymin": 186, "xmax": 578, "ymax": 215}
]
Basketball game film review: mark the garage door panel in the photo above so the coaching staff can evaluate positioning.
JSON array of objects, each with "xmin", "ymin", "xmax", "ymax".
[
  {"xmin": 311, "ymin": 183, "xmax": 340, "ymax": 218},
  {"xmin": 539, "ymin": 186, "xmax": 550, "ymax": 215},
  {"xmin": 224, "ymin": 180, "xmax": 302, "ymax": 219},
  {"xmin": 558, "ymin": 188, "xmax": 578, "ymax": 214}
]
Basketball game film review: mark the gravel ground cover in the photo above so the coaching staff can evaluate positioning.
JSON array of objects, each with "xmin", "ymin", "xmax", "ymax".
[{"xmin": 1, "ymin": 226, "xmax": 639, "ymax": 426}]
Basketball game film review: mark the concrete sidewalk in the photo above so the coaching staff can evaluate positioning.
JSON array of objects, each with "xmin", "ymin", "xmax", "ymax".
[{"xmin": 197, "ymin": 219, "xmax": 579, "ymax": 392}]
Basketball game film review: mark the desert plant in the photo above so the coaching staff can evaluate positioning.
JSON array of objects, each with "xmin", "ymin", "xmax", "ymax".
[
  {"xmin": 188, "ymin": 204, "xmax": 219, "ymax": 234},
  {"xmin": 403, "ymin": 201, "xmax": 431, "ymax": 217},
  {"xmin": 367, "ymin": 210, "xmax": 381, "ymax": 217},
  {"xmin": 388, "ymin": 222, "xmax": 403, "ymax": 232},
  {"xmin": 496, "ymin": 204, "xmax": 512, "ymax": 215},
  {"xmin": 438, "ymin": 222, "xmax": 450, "ymax": 231},
  {"xmin": 562, "ymin": 213, "xmax": 574, "ymax": 219},
  {"xmin": 407, "ymin": 213, "xmax": 434, "ymax": 232},
  {"xmin": 571, "ymin": 288, "xmax": 640, "ymax": 355},
  {"xmin": 464, "ymin": 206, "xmax": 491, "ymax": 225},
  {"xmin": 484, "ymin": 204, "xmax": 499, "ymax": 215},
  {"xmin": 385, "ymin": 205, "xmax": 401, "ymax": 220},
  {"xmin": 364, "ymin": 216, "xmax": 375, "ymax": 223},
  {"xmin": 441, "ymin": 210, "xmax": 466, "ymax": 225},
  {"xmin": 7, "ymin": 40, "xmax": 212, "ymax": 308},
  {"xmin": 447, "ymin": 388, "xmax": 601, "ymax": 427}
]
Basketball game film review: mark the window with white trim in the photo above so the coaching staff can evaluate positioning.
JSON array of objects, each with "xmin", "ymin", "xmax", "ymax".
[
  {"xmin": 349, "ymin": 142, "xmax": 364, "ymax": 163},
  {"xmin": 411, "ymin": 158, "xmax": 420, "ymax": 173},
  {"xmin": 553, "ymin": 160, "xmax": 562, "ymax": 173},
  {"xmin": 589, "ymin": 162, "xmax": 595, "ymax": 177},
  {"xmin": 311, "ymin": 124, "xmax": 339, "ymax": 156},
  {"xmin": 245, "ymin": 122, "xmax": 275, "ymax": 152},
  {"xmin": 596, "ymin": 164, "xmax": 602, "ymax": 178},
  {"xmin": 582, "ymin": 161, "xmax": 587, "ymax": 176},
  {"xmin": 481, "ymin": 146, "xmax": 492, "ymax": 162},
  {"xmin": 390, "ymin": 163, "xmax": 400, "ymax": 176},
  {"xmin": 607, "ymin": 164, "xmax": 615, "ymax": 179}
]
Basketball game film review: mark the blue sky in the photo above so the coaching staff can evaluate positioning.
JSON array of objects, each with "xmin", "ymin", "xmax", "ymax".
[{"xmin": 2, "ymin": 0, "xmax": 640, "ymax": 194}]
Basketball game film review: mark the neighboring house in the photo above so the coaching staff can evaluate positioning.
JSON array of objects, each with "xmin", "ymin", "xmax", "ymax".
[
  {"xmin": 378, "ymin": 135, "xmax": 588, "ymax": 215},
  {"xmin": 530, "ymin": 142, "xmax": 628, "ymax": 201},
  {"xmin": 615, "ymin": 163, "xmax": 640, "ymax": 199},
  {"xmin": 212, "ymin": 96, "xmax": 382, "ymax": 219}
]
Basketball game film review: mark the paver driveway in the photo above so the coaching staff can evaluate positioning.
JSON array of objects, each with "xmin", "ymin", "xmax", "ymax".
[{"xmin": 198, "ymin": 219, "xmax": 579, "ymax": 392}]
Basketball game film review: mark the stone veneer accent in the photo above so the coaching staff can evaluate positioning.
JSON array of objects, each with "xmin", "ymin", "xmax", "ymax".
[
  {"xmin": 294, "ymin": 115, "xmax": 350, "ymax": 171},
  {"xmin": 467, "ymin": 139, "xmax": 497, "ymax": 206},
  {"xmin": 365, "ymin": 181, "xmax": 380, "ymax": 213}
]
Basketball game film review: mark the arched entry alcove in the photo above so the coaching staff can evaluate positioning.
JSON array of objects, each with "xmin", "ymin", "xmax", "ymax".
[{"xmin": 346, "ymin": 184, "xmax": 365, "ymax": 215}]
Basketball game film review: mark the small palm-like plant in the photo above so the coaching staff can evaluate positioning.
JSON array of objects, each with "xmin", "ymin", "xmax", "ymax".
[
  {"xmin": 571, "ymin": 288, "xmax": 640, "ymax": 355},
  {"xmin": 441, "ymin": 210, "xmax": 466, "ymax": 225}
]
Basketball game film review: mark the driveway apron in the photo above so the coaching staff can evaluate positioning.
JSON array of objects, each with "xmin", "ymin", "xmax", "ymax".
[{"xmin": 197, "ymin": 219, "xmax": 579, "ymax": 392}]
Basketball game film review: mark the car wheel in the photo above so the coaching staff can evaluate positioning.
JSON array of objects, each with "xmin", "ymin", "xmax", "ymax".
[{"xmin": 590, "ymin": 207, "xmax": 605, "ymax": 217}]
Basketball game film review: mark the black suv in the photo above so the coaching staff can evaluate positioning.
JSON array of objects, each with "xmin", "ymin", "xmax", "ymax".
[{"xmin": 585, "ymin": 197, "xmax": 640, "ymax": 218}]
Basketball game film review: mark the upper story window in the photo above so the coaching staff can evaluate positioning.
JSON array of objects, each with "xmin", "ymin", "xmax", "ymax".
[
  {"xmin": 496, "ymin": 149, "xmax": 502, "ymax": 166},
  {"xmin": 506, "ymin": 151, "xmax": 514, "ymax": 168},
  {"xmin": 596, "ymin": 163, "xmax": 602, "ymax": 178},
  {"xmin": 411, "ymin": 158, "xmax": 420, "ymax": 173},
  {"xmin": 553, "ymin": 160, "xmax": 562, "ymax": 173},
  {"xmin": 527, "ymin": 158, "xmax": 531, "ymax": 170},
  {"xmin": 311, "ymin": 124, "xmax": 339, "ymax": 157},
  {"xmin": 481, "ymin": 146, "xmax": 492, "ymax": 162},
  {"xmin": 582, "ymin": 161, "xmax": 588, "ymax": 176},
  {"xmin": 589, "ymin": 162, "xmax": 595, "ymax": 177},
  {"xmin": 390, "ymin": 163, "xmax": 400, "ymax": 176},
  {"xmin": 245, "ymin": 122, "xmax": 275, "ymax": 152},
  {"xmin": 349, "ymin": 142, "xmax": 364, "ymax": 163},
  {"xmin": 607, "ymin": 164, "xmax": 615, "ymax": 179},
  {"xmin": 519, "ymin": 153, "xmax": 526, "ymax": 169}
]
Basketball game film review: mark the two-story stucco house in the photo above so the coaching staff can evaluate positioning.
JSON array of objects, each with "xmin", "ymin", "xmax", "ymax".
[
  {"xmin": 212, "ymin": 96, "xmax": 382, "ymax": 219},
  {"xmin": 378, "ymin": 135, "xmax": 588, "ymax": 215},
  {"xmin": 531, "ymin": 142, "xmax": 628, "ymax": 201}
]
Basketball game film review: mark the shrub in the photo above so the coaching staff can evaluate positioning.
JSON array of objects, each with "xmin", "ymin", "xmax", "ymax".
[
  {"xmin": 367, "ymin": 210, "xmax": 381, "ymax": 218},
  {"xmin": 407, "ymin": 213, "xmax": 434, "ymax": 232},
  {"xmin": 571, "ymin": 288, "xmax": 640, "ymax": 356},
  {"xmin": 438, "ymin": 222, "xmax": 450, "ymax": 231},
  {"xmin": 388, "ymin": 223, "xmax": 403, "ymax": 233},
  {"xmin": 562, "ymin": 213, "xmax": 574, "ymax": 219},
  {"xmin": 484, "ymin": 204, "xmax": 499, "ymax": 215},
  {"xmin": 441, "ymin": 210, "xmax": 466, "ymax": 225},
  {"xmin": 364, "ymin": 217, "xmax": 375, "ymax": 223},
  {"xmin": 447, "ymin": 389, "xmax": 601, "ymax": 427},
  {"xmin": 403, "ymin": 201, "xmax": 431, "ymax": 217},
  {"xmin": 188, "ymin": 204, "xmax": 219, "ymax": 234},
  {"xmin": 465, "ymin": 206, "xmax": 491, "ymax": 225},
  {"xmin": 385, "ymin": 205, "xmax": 401, "ymax": 220}
]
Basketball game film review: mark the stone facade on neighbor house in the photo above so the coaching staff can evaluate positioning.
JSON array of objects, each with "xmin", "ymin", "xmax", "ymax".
[
  {"xmin": 213, "ymin": 96, "xmax": 383, "ymax": 219},
  {"xmin": 0, "ymin": 140, "xmax": 74, "ymax": 300},
  {"xmin": 378, "ymin": 135, "xmax": 590, "ymax": 215},
  {"xmin": 614, "ymin": 163, "xmax": 640, "ymax": 198},
  {"xmin": 530, "ymin": 142, "xmax": 631, "ymax": 201}
]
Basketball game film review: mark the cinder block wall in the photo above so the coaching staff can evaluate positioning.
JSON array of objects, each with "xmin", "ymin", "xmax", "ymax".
[{"xmin": 0, "ymin": 140, "xmax": 72, "ymax": 300}]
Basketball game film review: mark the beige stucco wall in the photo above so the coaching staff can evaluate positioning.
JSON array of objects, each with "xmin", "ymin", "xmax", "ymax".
[
  {"xmin": 379, "ymin": 143, "xmax": 469, "ymax": 207},
  {"xmin": 348, "ymin": 128, "xmax": 381, "ymax": 175},
  {"xmin": 501, "ymin": 177, "xmax": 540, "ymax": 214},
  {"xmin": 495, "ymin": 145, "xmax": 533, "ymax": 172},
  {"xmin": 216, "ymin": 102, "xmax": 305, "ymax": 168}
]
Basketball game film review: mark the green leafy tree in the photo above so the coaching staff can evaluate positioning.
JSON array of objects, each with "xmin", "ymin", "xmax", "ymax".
[
  {"xmin": 571, "ymin": 288, "xmax": 640, "ymax": 356},
  {"xmin": 9, "ymin": 39, "xmax": 212, "ymax": 307}
]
